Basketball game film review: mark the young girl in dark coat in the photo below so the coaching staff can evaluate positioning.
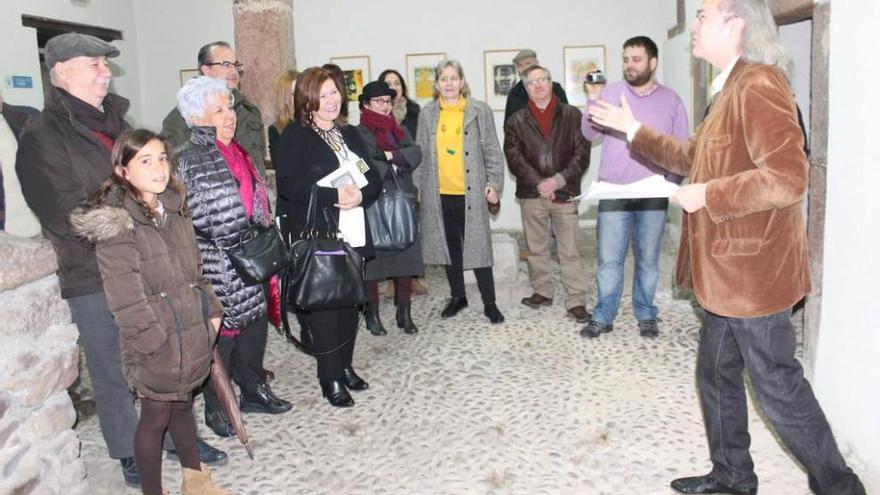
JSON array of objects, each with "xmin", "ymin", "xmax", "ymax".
[{"xmin": 71, "ymin": 129, "xmax": 232, "ymax": 495}]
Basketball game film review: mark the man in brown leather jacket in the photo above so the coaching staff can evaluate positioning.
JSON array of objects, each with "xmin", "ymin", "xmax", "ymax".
[{"xmin": 504, "ymin": 65, "xmax": 591, "ymax": 322}]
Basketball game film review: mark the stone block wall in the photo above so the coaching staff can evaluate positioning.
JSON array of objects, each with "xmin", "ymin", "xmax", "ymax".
[{"xmin": 0, "ymin": 233, "xmax": 87, "ymax": 494}]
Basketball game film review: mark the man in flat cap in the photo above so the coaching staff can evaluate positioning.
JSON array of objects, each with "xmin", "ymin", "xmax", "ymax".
[
  {"xmin": 503, "ymin": 49, "xmax": 569, "ymax": 124},
  {"xmin": 15, "ymin": 32, "xmax": 226, "ymax": 489}
]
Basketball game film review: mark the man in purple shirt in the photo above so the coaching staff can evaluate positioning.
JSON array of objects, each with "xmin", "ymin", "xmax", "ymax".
[{"xmin": 580, "ymin": 36, "xmax": 689, "ymax": 339}]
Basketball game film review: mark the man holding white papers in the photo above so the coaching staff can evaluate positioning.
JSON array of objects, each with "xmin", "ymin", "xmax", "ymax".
[{"xmin": 580, "ymin": 36, "xmax": 689, "ymax": 338}]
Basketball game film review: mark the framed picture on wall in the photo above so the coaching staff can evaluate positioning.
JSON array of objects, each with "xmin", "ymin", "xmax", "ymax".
[
  {"xmin": 483, "ymin": 49, "xmax": 521, "ymax": 111},
  {"xmin": 179, "ymin": 68, "xmax": 199, "ymax": 87},
  {"xmin": 330, "ymin": 55, "xmax": 371, "ymax": 102},
  {"xmin": 563, "ymin": 45, "xmax": 606, "ymax": 107},
  {"xmin": 405, "ymin": 52, "xmax": 446, "ymax": 104}
]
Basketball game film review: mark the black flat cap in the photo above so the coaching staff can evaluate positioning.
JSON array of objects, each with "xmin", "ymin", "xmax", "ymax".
[{"xmin": 44, "ymin": 32, "xmax": 120, "ymax": 68}]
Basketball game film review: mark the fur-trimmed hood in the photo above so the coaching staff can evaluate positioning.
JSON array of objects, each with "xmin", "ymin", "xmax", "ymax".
[
  {"xmin": 70, "ymin": 185, "xmax": 185, "ymax": 243},
  {"xmin": 70, "ymin": 203, "xmax": 135, "ymax": 243}
]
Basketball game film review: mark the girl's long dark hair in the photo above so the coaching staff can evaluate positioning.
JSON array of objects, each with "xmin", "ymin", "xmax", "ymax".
[{"xmin": 90, "ymin": 129, "xmax": 187, "ymax": 220}]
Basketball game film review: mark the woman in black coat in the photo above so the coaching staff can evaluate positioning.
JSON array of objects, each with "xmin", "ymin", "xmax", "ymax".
[
  {"xmin": 274, "ymin": 67, "xmax": 381, "ymax": 408},
  {"xmin": 356, "ymin": 81, "xmax": 424, "ymax": 335}
]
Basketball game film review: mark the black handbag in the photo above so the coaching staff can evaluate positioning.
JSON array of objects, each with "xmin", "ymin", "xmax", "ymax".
[
  {"xmin": 225, "ymin": 221, "xmax": 291, "ymax": 286},
  {"xmin": 365, "ymin": 169, "xmax": 418, "ymax": 251},
  {"xmin": 286, "ymin": 186, "xmax": 366, "ymax": 311}
]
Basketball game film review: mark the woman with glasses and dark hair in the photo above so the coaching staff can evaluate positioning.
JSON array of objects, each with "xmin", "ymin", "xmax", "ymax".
[
  {"xmin": 414, "ymin": 60, "xmax": 505, "ymax": 324},
  {"xmin": 273, "ymin": 67, "xmax": 381, "ymax": 408},
  {"xmin": 356, "ymin": 81, "xmax": 423, "ymax": 335},
  {"xmin": 378, "ymin": 69, "xmax": 421, "ymax": 139}
]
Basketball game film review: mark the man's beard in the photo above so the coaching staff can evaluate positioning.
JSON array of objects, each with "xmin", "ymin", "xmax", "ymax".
[{"xmin": 624, "ymin": 68, "xmax": 653, "ymax": 87}]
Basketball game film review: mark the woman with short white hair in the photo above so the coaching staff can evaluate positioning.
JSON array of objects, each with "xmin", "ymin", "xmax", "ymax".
[{"xmin": 175, "ymin": 76, "xmax": 292, "ymax": 439}]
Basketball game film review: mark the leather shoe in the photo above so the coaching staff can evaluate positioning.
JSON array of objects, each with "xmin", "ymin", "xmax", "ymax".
[
  {"xmin": 639, "ymin": 319, "xmax": 659, "ymax": 338},
  {"xmin": 441, "ymin": 297, "xmax": 468, "ymax": 318},
  {"xmin": 320, "ymin": 379, "xmax": 354, "ymax": 407},
  {"xmin": 240, "ymin": 383, "xmax": 293, "ymax": 414},
  {"xmin": 521, "ymin": 293, "xmax": 553, "ymax": 309},
  {"xmin": 167, "ymin": 437, "xmax": 228, "ymax": 466},
  {"xmin": 119, "ymin": 457, "xmax": 140, "ymax": 488},
  {"xmin": 484, "ymin": 303, "xmax": 505, "ymax": 324},
  {"xmin": 567, "ymin": 306, "xmax": 591, "ymax": 323},
  {"xmin": 671, "ymin": 474, "xmax": 756, "ymax": 494},
  {"xmin": 342, "ymin": 367, "xmax": 369, "ymax": 391},
  {"xmin": 364, "ymin": 302, "xmax": 387, "ymax": 335},
  {"xmin": 205, "ymin": 409, "xmax": 235, "ymax": 438},
  {"xmin": 579, "ymin": 320, "xmax": 613, "ymax": 338}
]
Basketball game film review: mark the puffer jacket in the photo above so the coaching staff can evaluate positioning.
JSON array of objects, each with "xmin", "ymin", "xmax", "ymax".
[
  {"xmin": 70, "ymin": 185, "xmax": 224, "ymax": 401},
  {"xmin": 175, "ymin": 126, "xmax": 269, "ymax": 330},
  {"xmin": 503, "ymin": 100, "xmax": 591, "ymax": 199}
]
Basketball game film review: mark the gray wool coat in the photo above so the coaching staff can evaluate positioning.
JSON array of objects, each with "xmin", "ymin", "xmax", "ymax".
[{"xmin": 414, "ymin": 98, "xmax": 505, "ymax": 269}]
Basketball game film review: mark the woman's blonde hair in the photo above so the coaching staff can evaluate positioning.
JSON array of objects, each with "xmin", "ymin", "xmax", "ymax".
[
  {"xmin": 432, "ymin": 59, "xmax": 470, "ymax": 100},
  {"xmin": 273, "ymin": 69, "xmax": 300, "ymax": 132}
]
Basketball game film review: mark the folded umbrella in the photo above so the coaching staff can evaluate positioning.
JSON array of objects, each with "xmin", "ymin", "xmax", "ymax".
[{"xmin": 210, "ymin": 347, "xmax": 254, "ymax": 460}]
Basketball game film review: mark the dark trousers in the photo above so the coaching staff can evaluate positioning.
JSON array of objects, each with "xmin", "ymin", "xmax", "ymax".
[
  {"xmin": 698, "ymin": 309, "xmax": 864, "ymax": 494},
  {"xmin": 203, "ymin": 317, "xmax": 268, "ymax": 414},
  {"xmin": 308, "ymin": 307, "xmax": 358, "ymax": 381},
  {"xmin": 68, "ymin": 292, "xmax": 139, "ymax": 459},
  {"xmin": 440, "ymin": 194, "xmax": 495, "ymax": 304}
]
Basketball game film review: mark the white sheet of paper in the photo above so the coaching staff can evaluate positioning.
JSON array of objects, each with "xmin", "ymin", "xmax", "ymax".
[
  {"xmin": 337, "ymin": 207, "xmax": 365, "ymax": 247},
  {"xmin": 575, "ymin": 174, "xmax": 680, "ymax": 201},
  {"xmin": 316, "ymin": 159, "xmax": 369, "ymax": 189}
]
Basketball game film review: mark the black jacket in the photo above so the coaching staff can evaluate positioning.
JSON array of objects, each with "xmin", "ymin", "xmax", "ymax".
[
  {"xmin": 175, "ymin": 126, "xmax": 268, "ymax": 330},
  {"xmin": 504, "ymin": 101, "xmax": 591, "ymax": 199},
  {"xmin": 503, "ymin": 80, "xmax": 568, "ymax": 125},
  {"xmin": 16, "ymin": 87, "xmax": 130, "ymax": 298},
  {"xmin": 273, "ymin": 122, "xmax": 382, "ymax": 260},
  {"xmin": 401, "ymin": 100, "xmax": 421, "ymax": 140},
  {"xmin": 2, "ymin": 102, "xmax": 39, "ymax": 141}
]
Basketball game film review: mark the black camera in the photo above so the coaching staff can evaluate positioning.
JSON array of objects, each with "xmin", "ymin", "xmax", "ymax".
[{"xmin": 585, "ymin": 70, "xmax": 607, "ymax": 84}]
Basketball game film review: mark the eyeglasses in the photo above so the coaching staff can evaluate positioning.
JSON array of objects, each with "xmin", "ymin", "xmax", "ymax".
[
  {"xmin": 370, "ymin": 97, "xmax": 393, "ymax": 106},
  {"xmin": 524, "ymin": 77, "xmax": 548, "ymax": 87},
  {"xmin": 204, "ymin": 61, "xmax": 244, "ymax": 72}
]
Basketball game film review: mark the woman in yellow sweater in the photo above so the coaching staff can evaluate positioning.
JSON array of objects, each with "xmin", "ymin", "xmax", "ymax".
[{"xmin": 414, "ymin": 60, "xmax": 505, "ymax": 324}]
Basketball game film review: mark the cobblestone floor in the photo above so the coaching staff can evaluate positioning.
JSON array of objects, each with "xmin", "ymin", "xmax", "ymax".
[{"xmin": 74, "ymin": 228, "xmax": 870, "ymax": 494}]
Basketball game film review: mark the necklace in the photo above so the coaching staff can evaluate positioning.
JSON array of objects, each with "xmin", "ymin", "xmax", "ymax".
[{"xmin": 312, "ymin": 123, "xmax": 344, "ymax": 152}]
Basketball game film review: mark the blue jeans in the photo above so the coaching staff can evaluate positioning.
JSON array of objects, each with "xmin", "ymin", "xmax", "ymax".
[{"xmin": 592, "ymin": 198, "xmax": 668, "ymax": 325}]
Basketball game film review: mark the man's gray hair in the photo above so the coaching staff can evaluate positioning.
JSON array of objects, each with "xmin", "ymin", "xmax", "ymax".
[
  {"xmin": 721, "ymin": 0, "xmax": 792, "ymax": 77},
  {"xmin": 521, "ymin": 65, "xmax": 551, "ymax": 81},
  {"xmin": 176, "ymin": 76, "xmax": 230, "ymax": 127}
]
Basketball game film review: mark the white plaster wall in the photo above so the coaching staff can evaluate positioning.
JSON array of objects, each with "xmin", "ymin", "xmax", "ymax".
[
  {"xmin": 293, "ymin": 0, "xmax": 677, "ymax": 229},
  {"xmin": 0, "ymin": 0, "xmax": 143, "ymax": 124},
  {"xmin": 131, "ymin": 0, "xmax": 235, "ymax": 130},
  {"xmin": 816, "ymin": 0, "xmax": 880, "ymax": 484}
]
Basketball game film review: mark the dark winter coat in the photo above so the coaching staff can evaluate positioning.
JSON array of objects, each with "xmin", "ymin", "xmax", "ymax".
[
  {"xmin": 401, "ymin": 100, "xmax": 421, "ymax": 140},
  {"xmin": 356, "ymin": 124, "xmax": 425, "ymax": 280},
  {"xmin": 504, "ymin": 101, "xmax": 591, "ymax": 199},
  {"xmin": 70, "ymin": 186, "xmax": 223, "ymax": 401},
  {"xmin": 175, "ymin": 126, "xmax": 269, "ymax": 330},
  {"xmin": 273, "ymin": 122, "xmax": 382, "ymax": 260},
  {"xmin": 15, "ymin": 87, "xmax": 130, "ymax": 299},
  {"xmin": 2, "ymin": 102, "xmax": 39, "ymax": 141},
  {"xmin": 163, "ymin": 89, "xmax": 267, "ymax": 178}
]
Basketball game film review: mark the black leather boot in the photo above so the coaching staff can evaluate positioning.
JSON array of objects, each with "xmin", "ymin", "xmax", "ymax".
[
  {"xmin": 364, "ymin": 302, "xmax": 387, "ymax": 335},
  {"xmin": 204, "ymin": 409, "xmax": 235, "ymax": 438},
  {"xmin": 396, "ymin": 302, "xmax": 419, "ymax": 334},
  {"xmin": 441, "ymin": 297, "xmax": 468, "ymax": 318},
  {"xmin": 320, "ymin": 379, "xmax": 354, "ymax": 407},
  {"xmin": 240, "ymin": 383, "xmax": 293, "ymax": 414},
  {"xmin": 341, "ymin": 366, "xmax": 369, "ymax": 391}
]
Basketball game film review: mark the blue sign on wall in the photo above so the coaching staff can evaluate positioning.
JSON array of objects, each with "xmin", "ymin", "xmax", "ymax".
[{"xmin": 8, "ymin": 76, "xmax": 34, "ymax": 89}]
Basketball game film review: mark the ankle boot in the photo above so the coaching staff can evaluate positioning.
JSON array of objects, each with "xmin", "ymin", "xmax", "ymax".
[
  {"xmin": 320, "ymin": 379, "xmax": 354, "ymax": 407},
  {"xmin": 441, "ymin": 297, "xmax": 468, "ymax": 318},
  {"xmin": 364, "ymin": 302, "xmax": 387, "ymax": 335},
  {"xmin": 396, "ymin": 302, "xmax": 419, "ymax": 334},
  {"xmin": 181, "ymin": 463, "xmax": 234, "ymax": 495}
]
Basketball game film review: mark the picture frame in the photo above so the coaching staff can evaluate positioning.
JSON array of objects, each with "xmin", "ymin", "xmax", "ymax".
[
  {"xmin": 179, "ymin": 68, "xmax": 199, "ymax": 87},
  {"xmin": 483, "ymin": 49, "xmax": 522, "ymax": 111},
  {"xmin": 405, "ymin": 52, "xmax": 446, "ymax": 103},
  {"xmin": 329, "ymin": 55, "xmax": 371, "ymax": 103},
  {"xmin": 562, "ymin": 45, "xmax": 606, "ymax": 107}
]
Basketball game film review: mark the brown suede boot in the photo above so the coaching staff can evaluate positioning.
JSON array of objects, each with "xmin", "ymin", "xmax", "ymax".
[{"xmin": 181, "ymin": 463, "xmax": 234, "ymax": 495}]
